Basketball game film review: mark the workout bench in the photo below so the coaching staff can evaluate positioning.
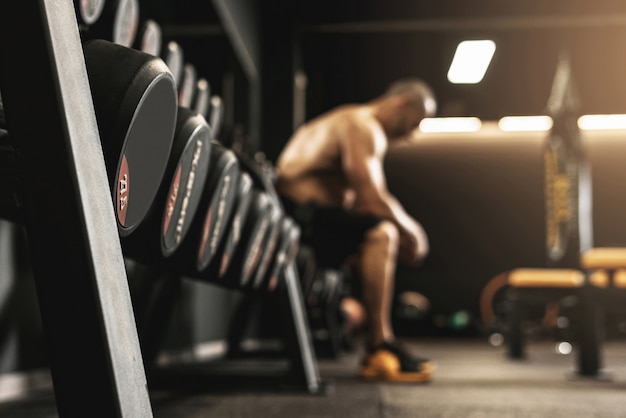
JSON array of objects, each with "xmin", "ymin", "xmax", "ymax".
[{"xmin": 506, "ymin": 248, "xmax": 626, "ymax": 377}]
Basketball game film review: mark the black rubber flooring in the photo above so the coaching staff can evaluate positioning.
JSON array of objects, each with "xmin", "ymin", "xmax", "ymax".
[{"xmin": 4, "ymin": 337, "xmax": 626, "ymax": 417}]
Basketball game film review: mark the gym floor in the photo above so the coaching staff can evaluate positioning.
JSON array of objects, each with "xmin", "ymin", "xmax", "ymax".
[{"xmin": 4, "ymin": 337, "xmax": 626, "ymax": 417}]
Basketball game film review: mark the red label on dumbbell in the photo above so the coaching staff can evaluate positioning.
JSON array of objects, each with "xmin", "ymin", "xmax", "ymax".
[
  {"xmin": 268, "ymin": 275, "xmax": 279, "ymax": 291},
  {"xmin": 210, "ymin": 175, "xmax": 231, "ymax": 256},
  {"xmin": 219, "ymin": 209, "xmax": 241, "ymax": 276},
  {"xmin": 163, "ymin": 165, "xmax": 182, "ymax": 237},
  {"xmin": 254, "ymin": 227, "xmax": 278, "ymax": 288},
  {"xmin": 220, "ymin": 253, "xmax": 229, "ymax": 277},
  {"xmin": 198, "ymin": 208, "xmax": 213, "ymax": 263},
  {"xmin": 117, "ymin": 154, "xmax": 130, "ymax": 227}
]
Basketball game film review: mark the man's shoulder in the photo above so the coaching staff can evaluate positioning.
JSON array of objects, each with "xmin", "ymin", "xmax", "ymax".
[
  {"xmin": 328, "ymin": 104, "xmax": 377, "ymax": 130},
  {"xmin": 336, "ymin": 103, "xmax": 371, "ymax": 117}
]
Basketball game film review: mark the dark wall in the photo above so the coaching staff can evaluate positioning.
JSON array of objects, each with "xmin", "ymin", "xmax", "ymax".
[
  {"xmin": 251, "ymin": 1, "xmax": 626, "ymax": 162},
  {"xmin": 135, "ymin": 1, "xmax": 626, "ymax": 160},
  {"xmin": 297, "ymin": 15, "xmax": 626, "ymax": 120}
]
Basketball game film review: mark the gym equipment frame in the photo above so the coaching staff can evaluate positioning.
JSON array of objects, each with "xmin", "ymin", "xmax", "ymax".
[{"xmin": 0, "ymin": 1, "xmax": 152, "ymax": 417}]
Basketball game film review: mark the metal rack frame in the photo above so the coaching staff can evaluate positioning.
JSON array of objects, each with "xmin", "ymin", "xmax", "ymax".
[{"xmin": 0, "ymin": 1, "xmax": 152, "ymax": 416}]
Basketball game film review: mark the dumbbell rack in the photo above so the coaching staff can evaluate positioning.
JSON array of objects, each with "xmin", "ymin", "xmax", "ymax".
[
  {"xmin": 0, "ymin": 1, "xmax": 326, "ymax": 415},
  {"xmin": 143, "ymin": 157, "xmax": 326, "ymax": 395},
  {"xmin": 146, "ymin": 262, "xmax": 326, "ymax": 395},
  {"xmin": 0, "ymin": 1, "xmax": 152, "ymax": 417}
]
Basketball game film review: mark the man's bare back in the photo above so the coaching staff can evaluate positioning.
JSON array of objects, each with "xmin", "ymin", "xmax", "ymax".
[{"xmin": 276, "ymin": 104, "xmax": 379, "ymax": 208}]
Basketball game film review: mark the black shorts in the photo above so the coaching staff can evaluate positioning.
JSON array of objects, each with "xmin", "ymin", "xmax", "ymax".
[{"xmin": 281, "ymin": 196, "xmax": 383, "ymax": 269}]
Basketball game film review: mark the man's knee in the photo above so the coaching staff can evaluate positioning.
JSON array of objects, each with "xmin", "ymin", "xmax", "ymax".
[{"xmin": 365, "ymin": 220, "xmax": 399, "ymax": 251}]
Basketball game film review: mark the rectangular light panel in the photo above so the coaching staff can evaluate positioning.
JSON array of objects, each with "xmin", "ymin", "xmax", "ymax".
[{"xmin": 447, "ymin": 40, "xmax": 496, "ymax": 84}]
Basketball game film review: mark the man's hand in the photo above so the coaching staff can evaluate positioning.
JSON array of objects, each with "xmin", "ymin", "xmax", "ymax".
[{"xmin": 397, "ymin": 223, "xmax": 429, "ymax": 266}]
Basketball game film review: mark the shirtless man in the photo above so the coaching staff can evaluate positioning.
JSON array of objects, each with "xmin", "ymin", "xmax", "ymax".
[{"xmin": 275, "ymin": 78, "xmax": 436, "ymax": 382}]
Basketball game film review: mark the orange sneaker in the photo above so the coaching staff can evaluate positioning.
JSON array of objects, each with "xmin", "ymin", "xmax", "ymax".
[{"xmin": 359, "ymin": 341, "xmax": 434, "ymax": 383}]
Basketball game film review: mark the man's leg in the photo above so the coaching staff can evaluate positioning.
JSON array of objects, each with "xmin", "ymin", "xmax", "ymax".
[
  {"xmin": 357, "ymin": 220, "xmax": 434, "ymax": 382},
  {"xmin": 358, "ymin": 220, "xmax": 399, "ymax": 347}
]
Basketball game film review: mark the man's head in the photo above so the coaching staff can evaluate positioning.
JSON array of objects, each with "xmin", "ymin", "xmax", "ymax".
[{"xmin": 378, "ymin": 78, "xmax": 437, "ymax": 139}]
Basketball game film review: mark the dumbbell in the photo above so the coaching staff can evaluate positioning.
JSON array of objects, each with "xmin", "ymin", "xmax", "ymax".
[
  {"xmin": 292, "ymin": 243, "xmax": 344, "ymax": 310},
  {"xmin": 0, "ymin": 41, "xmax": 178, "ymax": 236},
  {"xmin": 181, "ymin": 167, "xmax": 256, "ymax": 286},
  {"xmin": 258, "ymin": 216, "xmax": 301, "ymax": 292},
  {"xmin": 80, "ymin": 0, "xmax": 140, "ymax": 48},
  {"xmin": 120, "ymin": 107, "xmax": 212, "ymax": 262},
  {"xmin": 178, "ymin": 63, "xmax": 197, "ymax": 109},
  {"xmin": 204, "ymin": 169, "xmax": 254, "ymax": 281},
  {"xmin": 0, "ymin": 124, "xmax": 20, "ymax": 223},
  {"xmin": 218, "ymin": 186, "xmax": 275, "ymax": 289},
  {"xmin": 231, "ymin": 152, "xmax": 291, "ymax": 291},
  {"xmin": 83, "ymin": 39, "xmax": 178, "ymax": 236},
  {"xmin": 195, "ymin": 143, "xmax": 244, "ymax": 274},
  {"xmin": 209, "ymin": 95, "xmax": 224, "ymax": 141},
  {"xmin": 192, "ymin": 78, "xmax": 211, "ymax": 119},
  {"xmin": 0, "ymin": 93, "xmax": 4, "ymax": 128},
  {"xmin": 163, "ymin": 141, "xmax": 243, "ymax": 278},
  {"xmin": 296, "ymin": 245, "xmax": 319, "ymax": 299},
  {"xmin": 74, "ymin": 0, "xmax": 106, "ymax": 29},
  {"xmin": 246, "ymin": 198, "xmax": 283, "ymax": 291},
  {"xmin": 215, "ymin": 150, "xmax": 289, "ymax": 289},
  {"xmin": 161, "ymin": 40, "xmax": 184, "ymax": 90},
  {"xmin": 133, "ymin": 18, "xmax": 162, "ymax": 57},
  {"xmin": 307, "ymin": 268, "xmax": 344, "ymax": 311}
]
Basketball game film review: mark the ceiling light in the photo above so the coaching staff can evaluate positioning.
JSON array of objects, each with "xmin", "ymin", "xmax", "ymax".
[
  {"xmin": 578, "ymin": 114, "xmax": 626, "ymax": 130},
  {"xmin": 498, "ymin": 116, "xmax": 553, "ymax": 132},
  {"xmin": 447, "ymin": 40, "xmax": 496, "ymax": 84},
  {"xmin": 419, "ymin": 117, "xmax": 482, "ymax": 133}
]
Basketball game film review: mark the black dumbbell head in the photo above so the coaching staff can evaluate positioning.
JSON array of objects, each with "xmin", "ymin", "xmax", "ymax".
[
  {"xmin": 134, "ymin": 19, "xmax": 162, "ymax": 57},
  {"xmin": 264, "ymin": 216, "xmax": 301, "ymax": 292},
  {"xmin": 112, "ymin": 0, "xmax": 139, "ymax": 47},
  {"xmin": 84, "ymin": 0, "xmax": 140, "ymax": 48},
  {"xmin": 178, "ymin": 63, "xmax": 197, "ymax": 108},
  {"xmin": 249, "ymin": 201, "xmax": 283, "ymax": 290},
  {"xmin": 195, "ymin": 143, "xmax": 242, "ymax": 272},
  {"xmin": 118, "ymin": 107, "xmax": 212, "ymax": 262},
  {"xmin": 83, "ymin": 39, "xmax": 178, "ymax": 236},
  {"xmin": 209, "ymin": 95, "xmax": 223, "ymax": 141},
  {"xmin": 193, "ymin": 78, "xmax": 210, "ymax": 119},
  {"xmin": 74, "ymin": 0, "xmax": 106, "ymax": 27},
  {"xmin": 162, "ymin": 142, "xmax": 242, "ymax": 278},
  {"xmin": 160, "ymin": 108, "xmax": 213, "ymax": 256},
  {"xmin": 188, "ymin": 170, "xmax": 253, "ymax": 284},
  {"xmin": 161, "ymin": 41, "xmax": 184, "ymax": 90},
  {"xmin": 220, "ymin": 189, "xmax": 274, "ymax": 289}
]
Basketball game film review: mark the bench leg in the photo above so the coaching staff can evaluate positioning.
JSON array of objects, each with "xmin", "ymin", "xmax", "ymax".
[
  {"xmin": 506, "ymin": 289, "xmax": 526, "ymax": 359},
  {"xmin": 576, "ymin": 286, "xmax": 603, "ymax": 376}
]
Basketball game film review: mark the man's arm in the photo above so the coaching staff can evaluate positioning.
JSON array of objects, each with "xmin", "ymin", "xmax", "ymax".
[{"xmin": 341, "ymin": 120, "xmax": 429, "ymax": 265}]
